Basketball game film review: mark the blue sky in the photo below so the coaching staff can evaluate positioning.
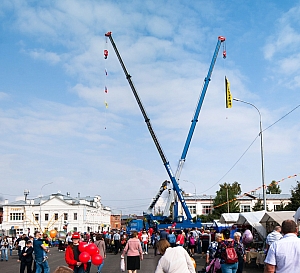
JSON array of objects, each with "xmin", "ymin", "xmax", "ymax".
[{"xmin": 0, "ymin": 0, "xmax": 299, "ymax": 215}]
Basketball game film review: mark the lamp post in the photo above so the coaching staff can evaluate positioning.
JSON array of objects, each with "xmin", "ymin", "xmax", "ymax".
[
  {"xmin": 233, "ymin": 98, "xmax": 266, "ymax": 210},
  {"xmin": 183, "ymin": 180, "xmax": 197, "ymax": 215},
  {"xmin": 39, "ymin": 182, "xmax": 53, "ymax": 231}
]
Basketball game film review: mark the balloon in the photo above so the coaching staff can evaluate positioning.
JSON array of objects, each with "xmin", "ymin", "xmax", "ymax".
[
  {"xmin": 79, "ymin": 252, "xmax": 90, "ymax": 263},
  {"xmin": 49, "ymin": 230, "xmax": 57, "ymax": 238},
  {"xmin": 242, "ymin": 229, "xmax": 253, "ymax": 244},
  {"xmin": 91, "ymin": 254, "xmax": 103, "ymax": 266},
  {"xmin": 86, "ymin": 243, "xmax": 98, "ymax": 256},
  {"xmin": 78, "ymin": 242, "xmax": 88, "ymax": 253},
  {"xmin": 190, "ymin": 257, "xmax": 196, "ymax": 269},
  {"xmin": 57, "ymin": 231, "xmax": 66, "ymax": 241}
]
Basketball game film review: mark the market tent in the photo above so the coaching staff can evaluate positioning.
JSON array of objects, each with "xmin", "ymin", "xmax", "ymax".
[
  {"xmin": 236, "ymin": 211, "xmax": 266, "ymax": 239},
  {"xmin": 294, "ymin": 207, "xmax": 300, "ymax": 223},
  {"xmin": 219, "ymin": 213, "xmax": 240, "ymax": 224},
  {"xmin": 260, "ymin": 211, "xmax": 295, "ymax": 230}
]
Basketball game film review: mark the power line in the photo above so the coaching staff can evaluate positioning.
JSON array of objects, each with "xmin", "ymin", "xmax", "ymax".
[{"xmin": 199, "ymin": 104, "xmax": 300, "ymax": 194}]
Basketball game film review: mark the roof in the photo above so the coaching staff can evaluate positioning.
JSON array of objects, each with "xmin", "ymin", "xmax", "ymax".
[
  {"xmin": 260, "ymin": 211, "xmax": 295, "ymax": 227},
  {"xmin": 219, "ymin": 213, "xmax": 240, "ymax": 224},
  {"xmin": 236, "ymin": 211, "xmax": 266, "ymax": 238}
]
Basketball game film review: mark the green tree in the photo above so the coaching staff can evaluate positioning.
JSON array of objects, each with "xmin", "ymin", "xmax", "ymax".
[
  {"xmin": 252, "ymin": 199, "xmax": 263, "ymax": 211},
  {"xmin": 284, "ymin": 181, "xmax": 300, "ymax": 211},
  {"xmin": 213, "ymin": 182, "xmax": 241, "ymax": 218},
  {"xmin": 266, "ymin": 180, "xmax": 282, "ymax": 194}
]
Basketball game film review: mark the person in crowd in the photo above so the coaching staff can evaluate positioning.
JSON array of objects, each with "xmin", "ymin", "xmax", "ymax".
[
  {"xmin": 201, "ymin": 230, "xmax": 211, "ymax": 258},
  {"xmin": 167, "ymin": 230, "xmax": 176, "ymax": 247},
  {"xmin": 113, "ymin": 231, "xmax": 121, "ymax": 255},
  {"xmin": 141, "ymin": 230, "xmax": 149, "ymax": 254},
  {"xmin": 18, "ymin": 240, "xmax": 34, "ymax": 273},
  {"xmin": 153, "ymin": 232, "xmax": 160, "ymax": 256},
  {"xmin": 188, "ymin": 232, "xmax": 196, "ymax": 256},
  {"xmin": 265, "ymin": 225, "xmax": 282, "ymax": 252},
  {"xmin": 160, "ymin": 228, "xmax": 169, "ymax": 240},
  {"xmin": 233, "ymin": 232, "xmax": 246, "ymax": 273},
  {"xmin": 206, "ymin": 232, "xmax": 222, "ymax": 273},
  {"xmin": 215, "ymin": 229, "xmax": 238, "ymax": 273},
  {"xmin": 94, "ymin": 234, "xmax": 106, "ymax": 273},
  {"xmin": 65, "ymin": 232, "xmax": 86, "ymax": 273},
  {"xmin": 33, "ymin": 231, "xmax": 50, "ymax": 273},
  {"xmin": 176, "ymin": 230, "xmax": 185, "ymax": 247},
  {"xmin": 206, "ymin": 233, "xmax": 222, "ymax": 264},
  {"xmin": 1, "ymin": 235, "xmax": 9, "ymax": 261},
  {"xmin": 154, "ymin": 239, "xmax": 195, "ymax": 273},
  {"xmin": 122, "ymin": 231, "xmax": 143, "ymax": 273},
  {"xmin": 264, "ymin": 220, "xmax": 300, "ymax": 273},
  {"xmin": 15, "ymin": 234, "xmax": 29, "ymax": 257}
]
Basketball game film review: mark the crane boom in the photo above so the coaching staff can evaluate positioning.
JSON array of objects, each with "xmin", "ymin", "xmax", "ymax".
[
  {"xmin": 164, "ymin": 36, "xmax": 226, "ymax": 217},
  {"xmin": 105, "ymin": 32, "xmax": 193, "ymax": 221}
]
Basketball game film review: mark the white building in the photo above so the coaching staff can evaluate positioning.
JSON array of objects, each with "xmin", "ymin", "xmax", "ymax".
[
  {"xmin": 182, "ymin": 193, "xmax": 291, "ymax": 217},
  {"xmin": 2, "ymin": 192, "xmax": 111, "ymax": 235}
]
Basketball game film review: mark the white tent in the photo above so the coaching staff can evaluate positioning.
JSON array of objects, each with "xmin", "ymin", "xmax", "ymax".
[
  {"xmin": 236, "ymin": 211, "xmax": 266, "ymax": 239},
  {"xmin": 260, "ymin": 211, "xmax": 295, "ymax": 230},
  {"xmin": 219, "ymin": 213, "xmax": 240, "ymax": 224}
]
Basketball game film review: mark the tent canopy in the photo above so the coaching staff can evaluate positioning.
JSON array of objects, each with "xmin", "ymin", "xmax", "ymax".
[
  {"xmin": 236, "ymin": 211, "xmax": 266, "ymax": 239},
  {"xmin": 260, "ymin": 211, "xmax": 295, "ymax": 228},
  {"xmin": 219, "ymin": 213, "xmax": 239, "ymax": 224}
]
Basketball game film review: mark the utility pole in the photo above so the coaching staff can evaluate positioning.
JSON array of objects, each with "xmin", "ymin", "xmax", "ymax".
[{"xmin": 226, "ymin": 187, "xmax": 229, "ymax": 213}]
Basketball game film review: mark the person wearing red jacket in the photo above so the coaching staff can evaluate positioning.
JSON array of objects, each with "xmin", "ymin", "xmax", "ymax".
[{"xmin": 65, "ymin": 232, "xmax": 87, "ymax": 273}]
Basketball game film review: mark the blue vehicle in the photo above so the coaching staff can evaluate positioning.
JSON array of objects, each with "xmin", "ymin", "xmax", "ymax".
[
  {"xmin": 126, "ymin": 219, "xmax": 149, "ymax": 234},
  {"xmin": 106, "ymin": 32, "xmax": 225, "ymax": 231}
]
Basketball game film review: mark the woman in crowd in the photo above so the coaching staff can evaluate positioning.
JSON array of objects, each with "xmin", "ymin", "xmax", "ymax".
[
  {"xmin": 122, "ymin": 231, "xmax": 143, "ymax": 273},
  {"xmin": 154, "ymin": 239, "xmax": 195, "ymax": 273},
  {"xmin": 65, "ymin": 232, "xmax": 87, "ymax": 273},
  {"xmin": 234, "ymin": 232, "xmax": 246, "ymax": 273},
  {"xmin": 94, "ymin": 234, "xmax": 106, "ymax": 273},
  {"xmin": 206, "ymin": 233, "xmax": 222, "ymax": 273},
  {"xmin": 188, "ymin": 232, "xmax": 196, "ymax": 256},
  {"xmin": 215, "ymin": 229, "xmax": 238, "ymax": 273}
]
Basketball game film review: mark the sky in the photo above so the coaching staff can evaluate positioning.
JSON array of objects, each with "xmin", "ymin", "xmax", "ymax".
[{"xmin": 0, "ymin": 0, "xmax": 299, "ymax": 215}]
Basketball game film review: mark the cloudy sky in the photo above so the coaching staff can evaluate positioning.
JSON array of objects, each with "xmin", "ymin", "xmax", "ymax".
[{"xmin": 0, "ymin": 0, "xmax": 299, "ymax": 215}]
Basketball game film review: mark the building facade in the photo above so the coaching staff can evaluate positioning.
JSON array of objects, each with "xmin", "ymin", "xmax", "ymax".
[
  {"xmin": 2, "ymin": 192, "xmax": 111, "ymax": 235},
  {"xmin": 182, "ymin": 193, "xmax": 291, "ymax": 217}
]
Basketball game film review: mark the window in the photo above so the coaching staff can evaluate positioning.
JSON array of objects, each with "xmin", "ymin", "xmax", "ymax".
[
  {"xmin": 202, "ymin": 205, "xmax": 212, "ymax": 215},
  {"xmin": 74, "ymin": 213, "xmax": 77, "ymax": 220},
  {"xmin": 35, "ymin": 214, "xmax": 39, "ymax": 221},
  {"xmin": 45, "ymin": 214, "xmax": 49, "ymax": 221},
  {"xmin": 73, "ymin": 227, "xmax": 77, "ymax": 231},
  {"xmin": 188, "ymin": 205, "xmax": 196, "ymax": 214},
  {"xmin": 64, "ymin": 213, "xmax": 68, "ymax": 221},
  {"xmin": 9, "ymin": 213, "xmax": 24, "ymax": 221},
  {"xmin": 241, "ymin": 205, "xmax": 251, "ymax": 212},
  {"xmin": 54, "ymin": 213, "xmax": 58, "ymax": 220}
]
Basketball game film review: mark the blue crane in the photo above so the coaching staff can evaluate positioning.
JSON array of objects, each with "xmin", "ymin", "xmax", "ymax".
[{"xmin": 105, "ymin": 32, "xmax": 225, "ymax": 228}]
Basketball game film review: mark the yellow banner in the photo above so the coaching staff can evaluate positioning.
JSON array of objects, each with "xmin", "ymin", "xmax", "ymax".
[{"xmin": 225, "ymin": 76, "xmax": 232, "ymax": 108}]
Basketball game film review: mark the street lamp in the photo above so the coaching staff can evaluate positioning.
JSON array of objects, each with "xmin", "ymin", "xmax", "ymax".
[
  {"xmin": 233, "ymin": 98, "xmax": 266, "ymax": 210},
  {"xmin": 183, "ymin": 180, "xmax": 197, "ymax": 215},
  {"xmin": 39, "ymin": 182, "xmax": 53, "ymax": 231}
]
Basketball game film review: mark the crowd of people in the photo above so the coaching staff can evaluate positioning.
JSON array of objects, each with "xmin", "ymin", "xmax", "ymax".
[{"xmin": 1, "ymin": 219, "xmax": 300, "ymax": 273}]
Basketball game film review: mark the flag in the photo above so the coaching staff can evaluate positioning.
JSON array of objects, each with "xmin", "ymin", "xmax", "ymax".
[
  {"xmin": 105, "ymin": 86, "xmax": 108, "ymax": 93},
  {"xmin": 105, "ymin": 69, "xmax": 108, "ymax": 75},
  {"xmin": 225, "ymin": 76, "xmax": 232, "ymax": 108},
  {"xmin": 104, "ymin": 101, "xmax": 108, "ymax": 109}
]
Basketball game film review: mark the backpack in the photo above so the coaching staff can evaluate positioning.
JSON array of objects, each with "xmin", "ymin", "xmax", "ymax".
[
  {"xmin": 224, "ymin": 243, "xmax": 238, "ymax": 264},
  {"xmin": 189, "ymin": 236, "xmax": 195, "ymax": 246}
]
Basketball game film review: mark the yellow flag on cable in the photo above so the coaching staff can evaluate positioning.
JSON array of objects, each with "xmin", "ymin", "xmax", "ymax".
[
  {"xmin": 225, "ymin": 76, "xmax": 232, "ymax": 108},
  {"xmin": 104, "ymin": 101, "xmax": 108, "ymax": 109}
]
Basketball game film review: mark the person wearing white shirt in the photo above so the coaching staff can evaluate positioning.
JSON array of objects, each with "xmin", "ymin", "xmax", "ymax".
[
  {"xmin": 264, "ymin": 220, "xmax": 300, "ymax": 273},
  {"xmin": 155, "ymin": 239, "xmax": 195, "ymax": 273}
]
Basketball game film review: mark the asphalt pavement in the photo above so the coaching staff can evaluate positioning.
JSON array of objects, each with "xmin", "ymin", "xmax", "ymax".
[{"xmin": 1, "ymin": 247, "xmax": 264, "ymax": 273}]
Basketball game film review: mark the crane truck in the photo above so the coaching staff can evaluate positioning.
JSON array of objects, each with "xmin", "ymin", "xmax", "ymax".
[{"xmin": 105, "ymin": 32, "xmax": 225, "ymax": 231}]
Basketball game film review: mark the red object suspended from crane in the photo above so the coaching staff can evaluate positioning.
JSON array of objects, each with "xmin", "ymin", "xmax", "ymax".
[{"xmin": 104, "ymin": 49, "xmax": 108, "ymax": 59}]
